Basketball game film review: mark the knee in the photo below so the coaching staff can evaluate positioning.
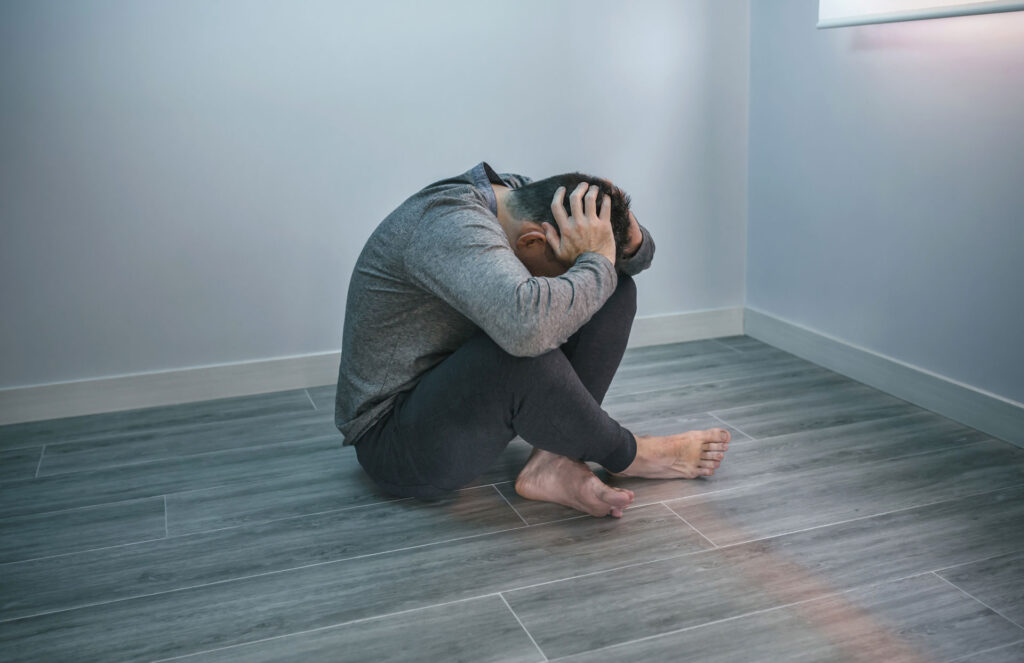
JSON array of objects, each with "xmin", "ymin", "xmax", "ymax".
[
  {"xmin": 463, "ymin": 331, "xmax": 567, "ymax": 381},
  {"xmin": 606, "ymin": 275, "xmax": 637, "ymax": 319}
]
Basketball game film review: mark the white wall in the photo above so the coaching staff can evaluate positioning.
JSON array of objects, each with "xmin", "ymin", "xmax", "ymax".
[
  {"xmin": 0, "ymin": 0, "xmax": 749, "ymax": 389},
  {"xmin": 748, "ymin": 0, "xmax": 1024, "ymax": 403}
]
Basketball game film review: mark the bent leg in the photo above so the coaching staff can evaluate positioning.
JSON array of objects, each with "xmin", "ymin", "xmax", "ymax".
[
  {"xmin": 560, "ymin": 275, "xmax": 636, "ymax": 404},
  {"xmin": 355, "ymin": 331, "xmax": 636, "ymax": 499}
]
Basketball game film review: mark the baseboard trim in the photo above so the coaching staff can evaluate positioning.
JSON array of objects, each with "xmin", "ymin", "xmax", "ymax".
[
  {"xmin": 0, "ymin": 352, "xmax": 342, "ymax": 426},
  {"xmin": 744, "ymin": 307, "xmax": 1024, "ymax": 448},
  {"xmin": 0, "ymin": 307, "xmax": 745, "ymax": 425},
  {"xmin": 628, "ymin": 307, "xmax": 745, "ymax": 348}
]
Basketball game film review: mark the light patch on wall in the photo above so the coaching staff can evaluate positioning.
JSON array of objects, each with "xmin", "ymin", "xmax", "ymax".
[
  {"xmin": 819, "ymin": 0, "xmax": 1024, "ymax": 28},
  {"xmin": 842, "ymin": 8, "xmax": 1024, "ymax": 50}
]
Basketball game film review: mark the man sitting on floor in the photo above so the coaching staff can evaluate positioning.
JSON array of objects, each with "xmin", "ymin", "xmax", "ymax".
[{"xmin": 334, "ymin": 162, "xmax": 730, "ymax": 517}]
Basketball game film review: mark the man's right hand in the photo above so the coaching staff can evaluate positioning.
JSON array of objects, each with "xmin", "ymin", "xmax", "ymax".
[{"xmin": 543, "ymin": 182, "xmax": 617, "ymax": 267}]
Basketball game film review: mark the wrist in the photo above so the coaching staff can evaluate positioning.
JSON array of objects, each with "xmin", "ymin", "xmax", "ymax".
[
  {"xmin": 623, "ymin": 232, "xmax": 642, "ymax": 259},
  {"xmin": 624, "ymin": 212, "xmax": 643, "ymax": 258}
]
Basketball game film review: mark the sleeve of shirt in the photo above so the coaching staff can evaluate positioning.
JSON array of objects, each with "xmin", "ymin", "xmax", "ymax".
[
  {"xmin": 618, "ymin": 224, "xmax": 656, "ymax": 276},
  {"xmin": 404, "ymin": 202, "xmax": 618, "ymax": 358}
]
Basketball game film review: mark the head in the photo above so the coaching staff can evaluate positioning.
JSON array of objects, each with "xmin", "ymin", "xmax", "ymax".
[{"xmin": 504, "ymin": 173, "xmax": 632, "ymax": 276}]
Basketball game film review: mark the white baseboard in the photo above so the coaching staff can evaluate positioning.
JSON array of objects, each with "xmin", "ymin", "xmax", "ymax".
[
  {"xmin": 0, "ymin": 352, "xmax": 341, "ymax": 426},
  {"xmin": 628, "ymin": 307, "xmax": 745, "ymax": 348},
  {"xmin": 744, "ymin": 307, "xmax": 1024, "ymax": 448},
  {"xmin": 0, "ymin": 307, "xmax": 745, "ymax": 425}
]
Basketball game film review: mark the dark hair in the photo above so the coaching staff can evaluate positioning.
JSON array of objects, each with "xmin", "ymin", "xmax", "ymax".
[{"xmin": 507, "ymin": 173, "xmax": 632, "ymax": 261}]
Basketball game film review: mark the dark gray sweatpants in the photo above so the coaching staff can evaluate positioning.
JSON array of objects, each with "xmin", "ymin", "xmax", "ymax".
[{"xmin": 354, "ymin": 276, "xmax": 638, "ymax": 500}]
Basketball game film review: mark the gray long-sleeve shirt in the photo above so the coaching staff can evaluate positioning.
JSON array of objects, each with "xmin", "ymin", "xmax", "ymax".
[{"xmin": 335, "ymin": 162, "xmax": 655, "ymax": 444}]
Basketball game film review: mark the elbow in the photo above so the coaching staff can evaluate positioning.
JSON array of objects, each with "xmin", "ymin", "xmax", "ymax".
[{"xmin": 493, "ymin": 321, "xmax": 558, "ymax": 358}]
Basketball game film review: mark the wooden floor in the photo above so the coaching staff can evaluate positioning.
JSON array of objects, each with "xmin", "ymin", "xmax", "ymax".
[{"xmin": 1, "ymin": 336, "xmax": 1022, "ymax": 662}]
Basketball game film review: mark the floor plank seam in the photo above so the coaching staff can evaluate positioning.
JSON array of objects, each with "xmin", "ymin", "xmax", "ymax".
[
  {"xmin": 148, "ymin": 593, "xmax": 505, "ymax": 663},
  {"xmin": 499, "ymin": 544, "xmax": 714, "ymax": 598},
  {"xmin": 603, "ymin": 364, "xmax": 831, "ymax": 404},
  {"xmin": 653, "ymin": 482, "xmax": 756, "ymax": 507},
  {"xmin": 499, "ymin": 593, "xmax": 549, "ymax": 662},
  {"xmin": 0, "ymin": 535, "xmax": 171, "ymax": 570},
  {"xmin": 3, "ymin": 406, "xmax": 329, "ymax": 454},
  {"xmin": 545, "ymin": 596, "xmax": 830, "ymax": 661},
  {"xmin": 710, "ymin": 338, "xmax": 745, "ymax": 354},
  {"xmin": 706, "ymin": 412, "xmax": 757, "ymax": 441},
  {"xmin": 0, "ymin": 522, "xmax": 538, "ymax": 624},
  {"xmin": 34, "ymin": 445, "xmax": 45, "ymax": 478},
  {"xmin": 304, "ymin": 388, "xmax": 317, "ymax": 411},
  {"xmin": 157, "ymin": 463, "xmax": 350, "ymax": 500},
  {"xmin": 23, "ymin": 433, "xmax": 343, "ymax": 482},
  {"xmin": 877, "ymin": 438, "xmax": 993, "ymax": 463},
  {"xmin": 932, "ymin": 548, "xmax": 1024, "ymax": 577},
  {"xmin": 164, "ymin": 494, "xmax": 413, "ymax": 538},
  {"xmin": 930, "ymin": 571, "xmax": 1024, "ymax": 632},
  {"xmin": 544, "ymin": 567, "xmax": 953, "ymax": 662},
  {"xmin": 492, "ymin": 484, "xmax": 530, "ymax": 526},
  {"xmin": 946, "ymin": 638, "xmax": 1024, "ymax": 662},
  {"xmin": 0, "ymin": 492, "xmax": 168, "ymax": 526},
  {"xmin": 704, "ymin": 408, "xmax": 942, "ymax": 450},
  {"xmin": 664, "ymin": 504, "xmax": 719, "ymax": 548},
  {"xmin": 167, "ymin": 478, "xmax": 504, "ymax": 537},
  {"xmin": 3, "ymin": 483, "xmax": 483, "ymax": 565},
  {"xmin": 715, "ymin": 484, "xmax": 1024, "ymax": 549}
]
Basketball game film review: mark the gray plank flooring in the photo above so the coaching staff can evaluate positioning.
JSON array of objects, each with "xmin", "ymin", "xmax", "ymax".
[
  {"xmin": 0, "ymin": 448, "xmax": 42, "ymax": 482},
  {"xmin": 555, "ymin": 574, "xmax": 1023, "ymax": 663},
  {"xmin": 1, "ymin": 336, "xmax": 1021, "ymax": 662},
  {"xmin": 938, "ymin": 551, "xmax": 1024, "ymax": 627},
  {"xmin": 0, "ymin": 496, "xmax": 167, "ymax": 564},
  {"xmin": 0, "ymin": 389, "xmax": 315, "ymax": 452}
]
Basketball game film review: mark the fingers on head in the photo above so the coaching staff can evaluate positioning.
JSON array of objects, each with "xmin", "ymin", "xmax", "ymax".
[
  {"xmin": 550, "ymin": 186, "xmax": 568, "ymax": 223},
  {"xmin": 584, "ymin": 183, "xmax": 600, "ymax": 216},
  {"xmin": 569, "ymin": 182, "xmax": 588, "ymax": 218}
]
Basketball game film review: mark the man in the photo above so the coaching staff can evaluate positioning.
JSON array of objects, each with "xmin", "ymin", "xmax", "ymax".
[{"xmin": 335, "ymin": 162, "xmax": 729, "ymax": 518}]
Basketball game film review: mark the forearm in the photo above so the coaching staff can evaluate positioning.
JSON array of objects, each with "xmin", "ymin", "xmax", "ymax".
[
  {"xmin": 618, "ymin": 224, "xmax": 655, "ymax": 276},
  {"xmin": 488, "ymin": 253, "xmax": 618, "ymax": 356}
]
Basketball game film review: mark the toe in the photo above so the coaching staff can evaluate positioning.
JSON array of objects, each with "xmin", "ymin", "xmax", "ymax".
[{"xmin": 596, "ymin": 482, "xmax": 634, "ymax": 508}]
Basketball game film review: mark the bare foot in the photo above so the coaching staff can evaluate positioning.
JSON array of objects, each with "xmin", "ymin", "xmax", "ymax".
[
  {"xmin": 615, "ymin": 428, "xmax": 731, "ymax": 479},
  {"xmin": 515, "ymin": 449, "xmax": 635, "ymax": 518}
]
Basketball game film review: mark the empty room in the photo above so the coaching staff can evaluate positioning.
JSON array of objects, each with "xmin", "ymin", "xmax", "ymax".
[{"xmin": 1, "ymin": 0, "xmax": 1022, "ymax": 661}]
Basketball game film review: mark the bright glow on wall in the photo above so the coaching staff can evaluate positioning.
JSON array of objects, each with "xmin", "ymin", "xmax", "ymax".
[{"xmin": 818, "ymin": 0, "xmax": 1024, "ymax": 27}]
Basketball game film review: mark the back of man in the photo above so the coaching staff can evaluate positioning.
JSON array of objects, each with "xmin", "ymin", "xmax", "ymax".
[{"xmin": 335, "ymin": 166, "xmax": 525, "ymax": 445}]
